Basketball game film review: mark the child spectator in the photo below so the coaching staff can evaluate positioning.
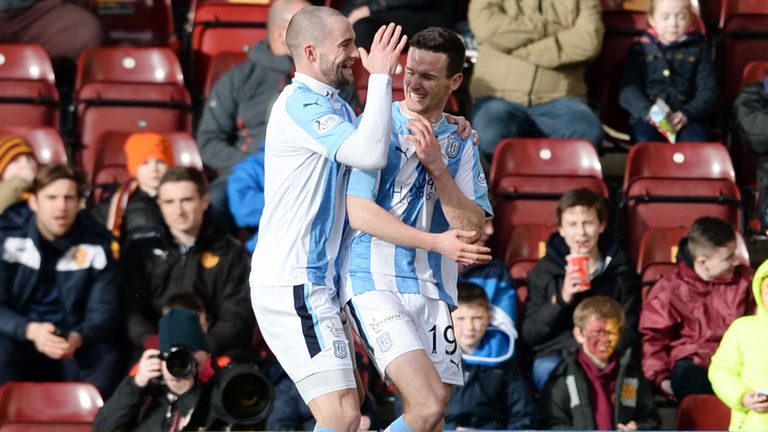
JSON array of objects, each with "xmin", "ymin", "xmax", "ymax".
[
  {"xmin": 540, "ymin": 296, "xmax": 660, "ymax": 430},
  {"xmin": 446, "ymin": 282, "xmax": 538, "ymax": 429},
  {"xmin": 710, "ymin": 258, "xmax": 768, "ymax": 431},
  {"xmin": 709, "ymin": 261, "xmax": 768, "ymax": 431},
  {"xmin": 734, "ymin": 77, "xmax": 768, "ymax": 233},
  {"xmin": 523, "ymin": 188, "xmax": 641, "ymax": 391},
  {"xmin": 0, "ymin": 134, "xmax": 38, "ymax": 214},
  {"xmin": 619, "ymin": 0, "xmax": 717, "ymax": 143},
  {"xmin": 640, "ymin": 217, "xmax": 753, "ymax": 401}
]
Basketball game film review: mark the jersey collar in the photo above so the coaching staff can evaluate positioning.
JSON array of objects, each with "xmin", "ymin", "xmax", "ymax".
[{"xmin": 293, "ymin": 73, "xmax": 340, "ymax": 102}]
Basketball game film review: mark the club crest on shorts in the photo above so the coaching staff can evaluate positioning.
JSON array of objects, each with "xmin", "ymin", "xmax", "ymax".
[
  {"xmin": 376, "ymin": 332, "xmax": 393, "ymax": 352},
  {"xmin": 445, "ymin": 136, "xmax": 460, "ymax": 158},
  {"xmin": 333, "ymin": 340, "xmax": 347, "ymax": 359}
]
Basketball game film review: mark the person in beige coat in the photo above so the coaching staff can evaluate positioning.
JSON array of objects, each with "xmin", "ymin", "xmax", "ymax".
[{"xmin": 468, "ymin": 0, "xmax": 605, "ymax": 160}]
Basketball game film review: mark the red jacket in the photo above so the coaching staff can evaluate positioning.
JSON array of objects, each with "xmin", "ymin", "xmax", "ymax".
[{"xmin": 639, "ymin": 247, "xmax": 753, "ymax": 386}]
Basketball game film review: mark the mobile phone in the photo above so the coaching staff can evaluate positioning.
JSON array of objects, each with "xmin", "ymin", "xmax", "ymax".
[{"xmin": 755, "ymin": 389, "xmax": 768, "ymax": 399}]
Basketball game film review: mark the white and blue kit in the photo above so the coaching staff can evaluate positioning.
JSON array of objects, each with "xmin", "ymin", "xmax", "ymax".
[
  {"xmin": 340, "ymin": 102, "xmax": 492, "ymax": 384},
  {"xmin": 249, "ymin": 72, "xmax": 392, "ymax": 403}
]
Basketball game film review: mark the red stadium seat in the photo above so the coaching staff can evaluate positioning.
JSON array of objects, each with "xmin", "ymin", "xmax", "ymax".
[
  {"xmin": 76, "ymin": 46, "xmax": 185, "ymax": 90},
  {"xmin": 96, "ymin": 0, "xmax": 177, "ymax": 48},
  {"xmin": 0, "ymin": 423, "xmax": 93, "ymax": 431},
  {"xmin": 0, "ymin": 44, "xmax": 59, "ymax": 128},
  {"xmin": 0, "ymin": 382, "xmax": 102, "ymax": 423},
  {"xmin": 718, "ymin": 0, "xmax": 768, "ymax": 102},
  {"xmin": 622, "ymin": 142, "xmax": 741, "ymax": 263},
  {"xmin": 0, "ymin": 127, "xmax": 67, "ymax": 164},
  {"xmin": 203, "ymin": 51, "xmax": 248, "ymax": 97},
  {"xmin": 675, "ymin": 394, "xmax": 731, "ymax": 430},
  {"xmin": 499, "ymin": 224, "xmax": 557, "ymax": 280}
]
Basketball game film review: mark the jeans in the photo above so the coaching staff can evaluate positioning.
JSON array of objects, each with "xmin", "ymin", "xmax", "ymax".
[
  {"xmin": 631, "ymin": 120, "xmax": 709, "ymax": 143},
  {"xmin": 671, "ymin": 358, "xmax": 713, "ymax": 401},
  {"xmin": 532, "ymin": 353, "xmax": 564, "ymax": 391},
  {"xmin": 470, "ymin": 97, "xmax": 604, "ymax": 161}
]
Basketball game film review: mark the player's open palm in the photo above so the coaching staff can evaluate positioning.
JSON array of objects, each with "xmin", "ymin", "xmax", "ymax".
[
  {"xmin": 359, "ymin": 23, "xmax": 408, "ymax": 75},
  {"xmin": 434, "ymin": 229, "xmax": 491, "ymax": 264}
]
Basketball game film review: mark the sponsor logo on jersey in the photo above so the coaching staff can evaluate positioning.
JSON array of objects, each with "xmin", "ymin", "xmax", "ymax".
[{"xmin": 314, "ymin": 114, "xmax": 340, "ymax": 133}]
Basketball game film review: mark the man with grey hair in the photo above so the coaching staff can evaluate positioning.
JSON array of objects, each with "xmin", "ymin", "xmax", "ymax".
[{"xmin": 249, "ymin": 6, "xmax": 407, "ymax": 431}]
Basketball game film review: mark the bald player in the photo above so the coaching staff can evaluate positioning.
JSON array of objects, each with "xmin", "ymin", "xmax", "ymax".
[{"xmin": 249, "ymin": 7, "xmax": 407, "ymax": 431}]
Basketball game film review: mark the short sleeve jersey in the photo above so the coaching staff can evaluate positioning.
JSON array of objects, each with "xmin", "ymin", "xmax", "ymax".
[{"xmin": 340, "ymin": 102, "xmax": 492, "ymax": 305}]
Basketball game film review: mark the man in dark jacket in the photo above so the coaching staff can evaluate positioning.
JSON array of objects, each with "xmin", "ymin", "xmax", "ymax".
[
  {"xmin": 734, "ymin": 78, "xmax": 768, "ymax": 231},
  {"xmin": 196, "ymin": 0, "xmax": 309, "ymax": 223},
  {"xmin": 523, "ymin": 188, "xmax": 641, "ymax": 391},
  {"xmin": 122, "ymin": 167, "xmax": 254, "ymax": 357},
  {"xmin": 0, "ymin": 163, "xmax": 122, "ymax": 396}
]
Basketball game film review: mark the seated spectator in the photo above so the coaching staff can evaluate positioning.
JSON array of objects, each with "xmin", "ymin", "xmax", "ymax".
[
  {"xmin": 446, "ymin": 282, "xmax": 538, "ymax": 429},
  {"xmin": 734, "ymin": 77, "xmax": 768, "ymax": 232},
  {"xmin": 619, "ymin": 0, "xmax": 717, "ymax": 143},
  {"xmin": 91, "ymin": 132, "xmax": 173, "ymax": 245},
  {"xmin": 0, "ymin": 163, "xmax": 122, "ymax": 396},
  {"xmin": 468, "ymin": 0, "xmax": 605, "ymax": 161},
  {"xmin": 640, "ymin": 216, "xmax": 753, "ymax": 402},
  {"xmin": 523, "ymin": 188, "xmax": 641, "ymax": 391},
  {"xmin": 122, "ymin": 167, "xmax": 254, "ymax": 358},
  {"xmin": 227, "ymin": 154, "xmax": 265, "ymax": 252},
  {"xmin": 540, "ymin": 296, "xmax": 660, "ymax": 430},
  {"xmin": 709, "ymin": 258, "xmax": 768, "ymax": 431},
  {"xmin": 0, "ymin": 134, "xmax": 38, "ymax": 214}
]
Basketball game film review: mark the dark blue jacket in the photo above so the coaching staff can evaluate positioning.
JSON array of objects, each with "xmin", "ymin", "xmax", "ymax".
[
  {"xmin": 0, "ymin": 205, "xmax": 121, "ymax": 345},
  {"xmin": 619, "ymin": 31, "xmax": 717, "ymax": 123}
]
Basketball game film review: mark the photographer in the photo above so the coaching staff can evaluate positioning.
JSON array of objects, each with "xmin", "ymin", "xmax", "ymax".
[{"xmin": 94, "ymin": 308, "xmax": 217, "ymax": 431}]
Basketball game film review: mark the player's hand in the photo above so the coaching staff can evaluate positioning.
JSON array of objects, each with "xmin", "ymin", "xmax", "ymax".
[
  {"xmin": 25, "ymin": 322, "xmax": 69, "ymax": 359},
  {"xmin": 743, "ymin": 391, "xmax": 768, "ymax": 413},
  {"xmin": 359, "ymin": 23, "xmax": 408, "ymax": 76},
  {"xmin": 660, "ymin": 379, "xmax": 675, "ymax": 399},
  {"xmin": 347, "ymin": 5, "xmax": 371, "ymax": 25},
  {"xmin": 617, "ymin": 421, "xmax": 638, "ymax": 430},
  {"xmin": 134, "ymin": 349, "xmax": 162, "ymax": 388},
  {"xmin": 445, "ymin": 114, "xmax": 475, "ymax": 141},
  {"xmin": 670, "ymin": 111, "xmax": 688, "ymax": 131},
  {"xmin": 432, "ymin": 229, "xmax": 491, "ymax": 264},
  {"xmin": 407, "ymin": 116, "xmax": 446, "ymax": 175},
  {"xmin": 561, "ymin": 264, "xmax": 587, "ymax": 304}
]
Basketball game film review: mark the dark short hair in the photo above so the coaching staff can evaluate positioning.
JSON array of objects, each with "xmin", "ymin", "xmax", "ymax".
[
  {"xmin": 573, "ymin": 295, "xmax": 625, "ymax": 330},
  {"xmin": 163, "ymin": 292, "xmax": 206, "ymax": 315},
  {"xmin": 30, "ymin": 163, "xmax": 87, "ymax": 199},
  {"xmin": 158, "ymin": 167, "xmax": 207, "ymax": 197},
  {"xmin": 688, "ymin": 216, "xmax": 736, "ymax": 259},
  {"xmin": 409, "ymin": 27, "xmax": 465, "ymax": 77},
  {"xmin": 457, "ymin": 282, "xmax": 490, "ymax": 310},
  {"xmin": 556, "ymin": 188, "xmax": 607, "ymax": 225}
]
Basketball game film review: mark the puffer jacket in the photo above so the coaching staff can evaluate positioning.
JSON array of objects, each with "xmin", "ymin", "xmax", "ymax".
[
  {"xmin": 468, "ymin": 0, "xmax": 604, "ymax": 105},
  {"xmin": 640, "ymin": 238, "xmax": 754, "ymax": 386},
  {"xmin": 709, "ymin": 259, "xmax": 768, "ymax": 431}
]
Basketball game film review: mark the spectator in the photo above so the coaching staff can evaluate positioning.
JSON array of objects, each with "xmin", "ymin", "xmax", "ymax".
[
  {"xmin": 523, "ymin": 188, "xmax": 641, "ymax": 391},
  {"xmin": 122, "ymin": 167, "xmax": 254, "ymax": 357},
  {"xmin": 468, "ymin": 0, "xmax": 605, "ymax": 161},
  {"xmin": 197, "ymin": 0, "xmax": 309, "ymax": 225},
  {"xmin": 709, "ymin": 258, "xmax": 768, "ymax": 431},
  {"xmin": 0, "ymin": 134, "xmax": 38, "ymax": 214},
  {"xmin": 446, "ymin": 282, "xmax": 538, "ymax": 429},
  {"xmin": 226, "ymin": 154, "xmax": 265, "ymax": 252},
  {"xmin": 640, "ymin": 216, "xmax": 753, "ymax": 401},
  {"xmin": 618, "ymin": 0, "xmax": 717, "ymax": 143},
  {"xmin": 734, "ymin": 77, "xmax": 768, "ymax": 233},
  {"xmin": 91, "ymin": 132, "xmax": 174, "ymax": 245},
  {"xmin": 0, "ymin": 163, "xmax": 122, "ymax": 396},
  {"xmin": 540, "ymin": 296, "xmax": 660, "ymax": 430}
]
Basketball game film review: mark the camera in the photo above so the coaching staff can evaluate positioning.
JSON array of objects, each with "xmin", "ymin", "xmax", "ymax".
[
  {"xmin": 159, "ymin": 345, "xmax": 197, "ymax": 378},
  {"xmin": 210, "ymin": 363, "xmax": 275, "ymax": 427}
]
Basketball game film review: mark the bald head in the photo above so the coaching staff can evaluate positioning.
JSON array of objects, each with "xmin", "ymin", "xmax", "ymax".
[
  {"xmin": 285, "ymin": 6, "xmax": 347, "ymax": 59},
  {"xmin": 266, "ymin": 0, "xmax": 309, "ymax": 56}
]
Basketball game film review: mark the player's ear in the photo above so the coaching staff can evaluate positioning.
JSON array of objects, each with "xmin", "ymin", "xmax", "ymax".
[{"xmin": 449, "ymin": 73, "xmax": 463, "ymax": 92}]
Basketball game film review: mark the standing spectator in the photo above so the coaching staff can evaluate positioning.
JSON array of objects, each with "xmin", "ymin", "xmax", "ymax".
[
  {"xmin": 0, "ymin": 163, "xmax": 122, "ymax": 396},
  {"xmin": 0, "ymin": 134, "xmax": 38, "ymax": 214},
  {"xmin": 640, "ymin": 216, "xmax": 754, "ymax": 401},
  {"xmin": 468, "ymin": 0, "xmax": 605, "ymax": 160},
  {"xmin": 122, "ymin": 167, "xmax": 253, "ymax": 357},
  {"xmin": 619, "ymin": 0, "xmax": 717, "ymax": 143},
  {"xmin": 734, "ymin": 77, "xmax": 768, "ymax": 233},
  {"xmin": 709, "ymin": 258, "xmax": 768, "ymax": 431},
  {"xmin": 523, "ymin": 188, "xmax": 641, "ymax": 391}
]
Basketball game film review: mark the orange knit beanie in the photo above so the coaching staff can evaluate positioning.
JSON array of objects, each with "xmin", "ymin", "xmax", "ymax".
[
  {"xmin": 0, "ymin": 134, "xmax": 35, "ymax": 176},
  {"xmin": 124, "ymin": 132, "xmax": 175, "ymax": 177}
]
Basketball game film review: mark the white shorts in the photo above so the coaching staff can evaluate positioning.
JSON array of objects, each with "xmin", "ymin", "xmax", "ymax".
[
  {"xmin": 251, "ymin": 283, "xmax": 356, "ymax": 403},
  {"xmin": 345, "ymin": 290, "xmax": 463, "ymax": 386}
]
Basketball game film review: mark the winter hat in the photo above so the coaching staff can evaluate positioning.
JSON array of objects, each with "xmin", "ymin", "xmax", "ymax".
[
  {"xmin": 0, "ymin": 135, "xmax": 35, "ymax": 177},
  {"xmin": 159, "ymin": 307, "xmax": 209, "ymax": 352},
  {"xmin": 124, "ymin": 132, "xmax": 175, "ymax": 178}
]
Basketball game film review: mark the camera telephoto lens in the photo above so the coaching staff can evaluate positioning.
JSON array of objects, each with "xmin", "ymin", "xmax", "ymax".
[{"xmin": 164, "ymin": 346, "xmax": 196, "ymax": 378}]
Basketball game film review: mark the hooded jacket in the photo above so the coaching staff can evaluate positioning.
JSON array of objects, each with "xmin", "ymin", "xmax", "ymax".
[
  {"xmin": 734, "ymin": 80, "xmax": 768, "ymax": 156},
  {"xmin": 121, "ymin": 213, "xmax": 254, "ymax": 356},
  {"xmin": 709, "ymin": 259, "xmax": 768, "ymax": 431},
  {"xmin": 619, "ymin": 30, "xmax": 717, "ymax": 123},
  {"xmin": 523, "ymin": 232, "xmax": 641, "ymax": 357},
  {"xmin": 197, "ymin": 40, "xmax": 293, "ymax": 177},
  {"xmin": 640, "ymin": 238, "xmax": 753, "ymax": 386},
  {"xmin": 540, "ymin": 348, "xmax": 660, "ymax": 430},
  {"xmin": 468, "ymin": 0, "xmax": 604, "ymax": 106}
]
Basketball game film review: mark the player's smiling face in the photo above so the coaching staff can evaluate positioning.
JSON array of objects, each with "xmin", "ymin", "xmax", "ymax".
[
  {"xmin": 316, "ymin": 15, "xmax": 358, "ymax": 89},
  {"xmin": 403, "ymin": 48, "xmax": 461, "ymax": 121}
]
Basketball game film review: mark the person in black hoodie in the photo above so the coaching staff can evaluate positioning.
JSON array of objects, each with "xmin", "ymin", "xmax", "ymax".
[
  {"xmin": 523, "ymin": 188, "xmax": 641, "ymax": 391},
  {"xmin": 121, "ymin": 167, "xmax": 253, "ymax": 358}
]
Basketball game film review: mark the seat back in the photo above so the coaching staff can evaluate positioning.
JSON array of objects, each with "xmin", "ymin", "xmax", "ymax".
[
  {"xmin": 76, "ymin": 46, "xmax": 185, "ymax": 89},
  {"xmin": 499, "ymin": 224, "xmax": 557, "ymax": 278},
  {"xmin": 0, "ymin": 382, "xmax": 103, "ymax": 423},
  {"xmin": 719, "ymin": 0, "xmax": 768, "ymax": 102},
  {"xmin": 636, "ymin": 226, "xmax": 689, "ymax": 275},
  {"xmin": 96, "ymin": 0, "xmax": 177, "ymax": 47},
  {"xmin": 203, "ymin": 51, "xmax": 248, "ymax": 97},
  {"xmin": 0, "ymin": 44, "xmax": 55, "ymax": 83},
  {"xmin": 0, "ymin": 44, "xmax": 59, "ymax": 128},
  {"xmin": 0, "ymin": 127, "xmax": 67, "ymax": 164},
  {"xmin": 741, "ymin": 60, "xmax": 768, "ymax": 90},
  {"xmin": 674, "ymin": 394, "xmax": 731, "ymax": 430}
]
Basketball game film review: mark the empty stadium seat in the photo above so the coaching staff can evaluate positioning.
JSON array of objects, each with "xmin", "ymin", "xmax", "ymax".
[
  {"xmin": 0, "ymin": 127, "xmax": 67, "ymax": 164},
  {"xmin": 96, "ymin": 0, "xmax": 177, "ymax": 48},
  {"xmin": 0, "ymin": 382, "xmax": 103, "ymax": 423},
  {"xmin": 203, "ymin": 51, "xmax": 248, "ymax": 97},
  {"xmin": 76, "ymin": 46, "xmax": 185, "ymax": 90},
  {"xmin": 0, "ymin": 44, "xmax": 59, "ymax": 128},
  {"xmin": 674, "ymin": 394, "xmax": 731, "ymax": 430},
  {"xmin": 719, "ymin": 0, "xmax": 768, "ymax": 102},
  {"xmin": 622, "ymin": 142, "xmax": 741, "ymax": 263}
]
